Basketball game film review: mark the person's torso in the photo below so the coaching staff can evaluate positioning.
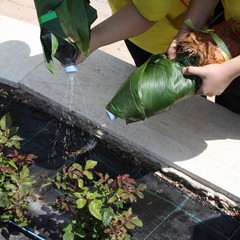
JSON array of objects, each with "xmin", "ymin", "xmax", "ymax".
[
  {"xmin": 221, "ymin": 0, "xmax": 240, "ymax": 21},
  {"xmin": 107, "ymin": 0, "xmax": 189, "ymax": 54}
]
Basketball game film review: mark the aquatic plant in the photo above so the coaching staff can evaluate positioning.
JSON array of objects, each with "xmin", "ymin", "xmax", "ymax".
[
  {"xmin": 46, "ymin": 160, "xmax": 146, "ymax": 239},
  {"xmin": 0, "ymin": 112, "xmax": 39, "ymax": 226}
]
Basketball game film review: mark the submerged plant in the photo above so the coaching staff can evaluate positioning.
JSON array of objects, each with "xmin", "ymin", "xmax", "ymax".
[
  {"xmin": 0, "ymin": 112, "xmax": 39, "ymax": 226},
  {"xmin": 46, "ymin": 160, "xmax": 146, "ymax": 239}
]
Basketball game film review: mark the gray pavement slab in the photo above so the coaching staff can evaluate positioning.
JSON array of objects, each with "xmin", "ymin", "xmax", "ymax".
[
  {"xmin": 0, "ymin": 15, "xmax": 43, "ymax": 87},
  {"xmin": 0, "ymin": 15, "xmax": 240, "ymax": 211}
]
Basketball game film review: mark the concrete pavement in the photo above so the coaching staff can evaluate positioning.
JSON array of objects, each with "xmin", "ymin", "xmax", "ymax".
[{"xmin": 0, "ymin": 0, "xmax": 239, "ymax": 213}]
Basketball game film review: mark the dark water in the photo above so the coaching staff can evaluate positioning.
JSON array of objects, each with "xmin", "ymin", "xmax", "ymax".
[{"xmin": 0, "ymin": 94, "xmax": 239, "ymax": 240}]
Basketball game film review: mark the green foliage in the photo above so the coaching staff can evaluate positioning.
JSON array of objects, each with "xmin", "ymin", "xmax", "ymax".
[
  {"xmin": 0, "ymin": 112, "xmax": 39, "ymax": 226},
  {"xmin": 47, "ymin": 160, "xmax": 146, "ymax": 239},
  {"xmin": 106, "ymin": 53, "xmax": 202, "ymax": 124}
]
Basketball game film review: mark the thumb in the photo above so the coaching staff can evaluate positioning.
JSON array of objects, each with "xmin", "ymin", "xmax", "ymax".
[
  {"xmin": 75, "ymin": 53, "xmax": 87, "ymax": 64},
  {"xmin": 182, "ymin": 66, "xmax": 202, "ymax": 76},
  {"xmin": 167, "ymin": 39, "xmax": 178, "ymax": 60}
]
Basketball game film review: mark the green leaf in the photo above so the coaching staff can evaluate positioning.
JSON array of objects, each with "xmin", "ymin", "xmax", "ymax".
[
  {"xmin": 72, "ymin": 173, "xmax": 78, "ymax": 179},
  {"xmin": 62, "ymin": 222, "xmax": 73, "ymax": 232},
  {"xmin": 10, "ymin": 173, "xmax": 18, "ymax": 183},
  {"xmin": 86, "ymin": 190, "xmax": 101, "ymax": 200},
  {"xmin": 209, "ymin": 32, "xmax": 232, "ymax": 60},
  {"xmin": 10, "ymin": 135, "xmax": 24, "ymax": 142},
  {"xmin": 83, "ymin": 170, "xmax": 93, "ymax": 180},
  {"xmin": 8, "ymin": 160, "xmax": 18, "ymax": 170},
  {"xmin": 56, "ymin": 173, "xmax": 62, "ymax": 182},
  {"xmin": 77, "ymin": 178, "xmax": 84, "ymax": 188},
  {"xmin": 7, "ymin": 140, "xmax": 21, "ymax": 149},
  {"xmin": 8, "ymin": 126, "xmax": 19, "ymax": 137},
  {"xmin": 0, "ymin": 194, "xmax": 9, "ymax": 208},
  {"xmin": 131, "ymin": 218, "xmax": 143, "ymax": 227},
  {"xmin": 51, "ymin": 32, "xmax": 59, "ymax": 56},
  {"xmin": 0, "ymin": 112, "xmax": 12, "ymax": 131},
  {"xmin": 16, "ymin": 208, "xmax": 24, "ymax": 218},
  {"xmin": 60, "ymin": 182, "xmax": 67, "ymax": 190},
  {"xmin": 72, "ymin": 222, "xmax": 87, "ymax": 238},
  {"xmin": 55, "ymin": 0, "xmax": 97, "ymax": 55},
  {"xmin": 20, "ymin": 166, "xmax": 29, "ymax": 179},
  {"xmin": 108, "ymin": 195, "xmax": 117, "ymax": 204},
  {"xmin": 5, "ymin": 182, "xmax": 17, "ymax": 190},
  {"xmin": 0, "ymin": 174, "xmax": 5, "ymax": 183},
  {"xmin": 102, "ymin": 208, "xmax": 114, "ymax": 227},
  {"xmin": 137, "ymin": 183, "xmax": 146, "ymax": 191},
  {"xmin": 88, "ymin": 199, "xmax": 102, "ymax": 220},
  {"xmin": 72, "ymin": 163, "xmax": 83, "ymax": 172},
  {"xmin": 55, "ymin": 181, "xmax": 61, "ymax": 189},
  {"xmin": 63, "ymin": 231, "xmax": 75, "ymax": 240},
  {"xmin": 17, "ymin": 218, "xmax": 28, "ymax": 227},
  {"xmin": 1, "ymin": 210, "xmax": 13, "ymax": 221},
  {"xmin": 125, "ymin": 221, "xmax": 135, "ymax": 230},
  {"xmin": 121, "ymin": 192, "xmax": 134, "ymax": 200},
  {"xmin": 73, "ymin": 192, "xmax": 83, "ymax": 198},
  {"xmin": 76, "ymin": 198, "xmax": 87, "ymax": 209},
  {"xmin": 62, "ymin": 223, "xmax": 75, "ymax": 240},
  {"xmin": 184, "ymin": 19, "xmax": 198, "ymax": 31},
  {"xmin": 85, "ymin": 160, "xmax": 97, "ymax": 170},
  {"xmin": 20, "ymin": 178, "xmax": 36, "ymax": 186},
  {"xmin": 106, "ymin": 53, "xmax": 202, "ymax": 123},
  {"xmin": 137, "ymin": 191, "xmax": 144, "ymax": 199},
  {"xmin": 18, "ymin": 187, "xmax": 29, "ymax": 196},
  {"xmin": 0, "ymin": 136, "xmax": 7, "ymax": 144}
]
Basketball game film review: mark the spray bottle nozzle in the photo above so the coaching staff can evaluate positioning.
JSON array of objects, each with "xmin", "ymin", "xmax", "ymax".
[
  {"xmin": 64, "ymin": 64, "xmax": 78, "ymax": 73},
  {"xmin": 106, "ymin": 110, "xmax": 117, "ymax": 120}
]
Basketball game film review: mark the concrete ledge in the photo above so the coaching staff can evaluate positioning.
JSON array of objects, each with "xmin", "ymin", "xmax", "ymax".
[
  {"xmin": 0, "ymin": 15, "xmax": 43, "ymax": 87},
  {"xmin": 0, "ymin": 15, "xmax": 239, "ymax": 210}
]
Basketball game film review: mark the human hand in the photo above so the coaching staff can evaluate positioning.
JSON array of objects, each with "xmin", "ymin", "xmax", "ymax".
[
  {"xmin": 167, "ymin": 27, "xmax": 190, "ymax": 60},
  {"xmin": 182, "ymin": 63, "xmax": 235, "ymax": 96},
  {"xmin": 75, "ymin": 53, "xmax": 88, "ymax": 64}
]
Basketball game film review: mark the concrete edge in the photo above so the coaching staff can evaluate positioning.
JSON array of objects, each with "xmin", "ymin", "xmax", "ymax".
[
  {"xmin": 156, "ymin": 168, "xmax": 239, "ymax": 214},
  {"xmin": 0, "ymin": 81, "xmax": 239, "ymax": 216}
]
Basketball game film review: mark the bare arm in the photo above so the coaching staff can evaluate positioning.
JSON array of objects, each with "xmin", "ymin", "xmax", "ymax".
[
  {"xmin": 168, "ymin": 0, "xmax": 220, "ymax": 59},
  {"xmin": 183, "ymin": 0, "xmax": 219, "ymax": 29},
  {"xmin": 76, "ymin": 2, "xmax": 155, "ymax": 64}
]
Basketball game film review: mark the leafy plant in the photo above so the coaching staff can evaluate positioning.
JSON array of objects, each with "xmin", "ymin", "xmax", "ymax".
[
  {"xmin": 46, "ymin": 160, "xmax": 146, "ymax": 239},
  {"xmin": 0, "ymin": 112, "xmax": 39, "ymax": 226}
]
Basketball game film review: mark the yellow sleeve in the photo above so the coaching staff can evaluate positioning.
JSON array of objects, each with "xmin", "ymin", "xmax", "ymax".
[{"xmin": 132, "ymin": 0, "xmax": 175, "ymax": 21}]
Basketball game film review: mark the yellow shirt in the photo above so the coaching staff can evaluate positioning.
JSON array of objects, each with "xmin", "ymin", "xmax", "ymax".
[
  {"xmin": 107, "ymin": 0, "xmax": 189, "ymax": 54},
  {"xmin": 221, "ymin": 0, "xmax": 240, "ymax": 21}
]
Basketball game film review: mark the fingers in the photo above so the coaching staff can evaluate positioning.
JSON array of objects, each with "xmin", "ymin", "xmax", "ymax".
[
  {"xmin": 167, "ymin": 28, "xmax": 190, "ymax": 60},
  {"xmin": 167, "ymin": 39, "xmax": 178, "ymax": 60},
  {"xmin": 182, "ymin": 66, "xmax": 215, "ymax": 97},
  {"xmin": 182, "ymin": 66, "xmax": 202, "ymax": 76},
  {"xmin": 182, "ymin": 66, "xmax": 204, "ymax": 95},
  {"xmin": 75, "ymin": 53, "xmax": 87, "ymax": 65},
  {"xmin": 183, "ymin": 67, "xmax": 205, "ymax": 96},
  {"xmin": 195, "ymin": 88, "xmax": 204, "ymax": 96}
]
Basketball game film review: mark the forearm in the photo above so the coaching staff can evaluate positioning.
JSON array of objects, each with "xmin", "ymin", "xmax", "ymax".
[
  {"xmin": 89, "ymin": 2, "xmax": 155, "ymax": 53},
  {"xmin": 181, "ymin": 0, "xmax": 220, "ymax": 30},
  {"xmin": 224, "ymin": 55, "xmax": 240, "ymax": 81}
]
